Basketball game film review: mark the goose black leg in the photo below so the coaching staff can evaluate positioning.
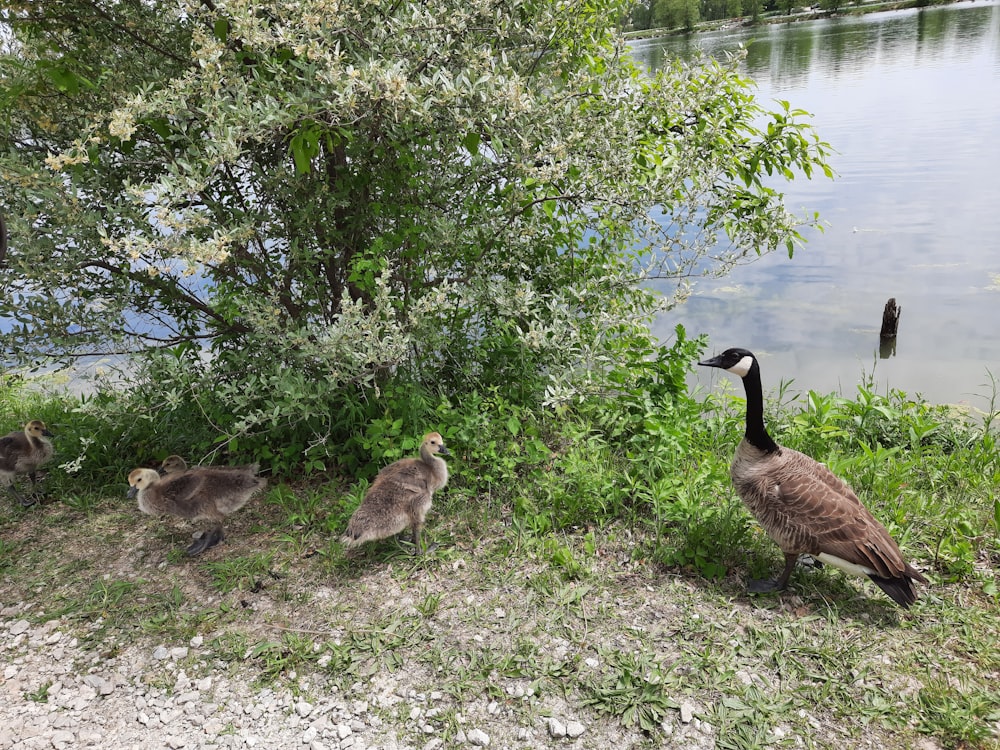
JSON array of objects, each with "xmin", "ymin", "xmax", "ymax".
[{"xmin": 747, "ymin": 552, "xmax": 799, "ymax": 594}]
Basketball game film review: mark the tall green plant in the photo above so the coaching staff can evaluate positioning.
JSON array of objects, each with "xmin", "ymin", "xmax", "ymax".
[{"xmin": 2, "ymin": 0, "xmax": 831, "ymax": 440}]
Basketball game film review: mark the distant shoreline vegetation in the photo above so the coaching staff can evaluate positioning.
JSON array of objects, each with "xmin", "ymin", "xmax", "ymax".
[{"xmin": 624, "ymin": 0, "xmax": 976, "ymax": 40}]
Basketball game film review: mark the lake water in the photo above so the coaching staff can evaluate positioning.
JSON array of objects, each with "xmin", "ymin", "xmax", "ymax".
[{"xmin": 632, "ymin": 1, "xmax": 1000, "ymax": 407}]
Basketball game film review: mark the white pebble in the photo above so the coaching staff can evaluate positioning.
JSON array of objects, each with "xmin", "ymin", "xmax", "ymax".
[
  {"xmin": 467, "ymin": 728, "xmax": 490, "ymax": 747},
  {"xmin": 547, "ymin": 718, "xmax": 566, "ymax": 738}
]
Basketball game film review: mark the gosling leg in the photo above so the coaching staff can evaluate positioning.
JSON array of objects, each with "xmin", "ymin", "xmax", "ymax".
[
  {"xmin": 747, "ymin": 552, "xmax": 798, "ymax": 595},
  {"xmin": 27, "ymin": 471, "xmax": 47, "ymax": 503},
  {"xmin": 409, "ymin": 524, "xmax": 437, "ymax": 556}
]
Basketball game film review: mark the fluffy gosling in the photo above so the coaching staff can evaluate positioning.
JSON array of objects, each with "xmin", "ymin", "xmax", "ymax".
[
  {"xmin": 128, "ymin": 464, "xmax": 266, "ymax": 555},
  {"xmin": 341, "ymin": 432, "xmax": 449, "ymax": 554},
  {"xmin": 0, "ymin": 420, "xmax": 55, "ymax": 506}
]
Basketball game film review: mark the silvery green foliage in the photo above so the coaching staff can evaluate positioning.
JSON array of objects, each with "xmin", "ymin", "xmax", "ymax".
[{"xmin": 1, "ymin": 0, "xmax": 830, "ymax": 413}]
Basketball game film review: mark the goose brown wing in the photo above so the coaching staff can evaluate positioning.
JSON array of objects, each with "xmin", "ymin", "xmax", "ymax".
[{"xmin": 775, "ymin": 458, "xmax": 909, "ymax": 579}]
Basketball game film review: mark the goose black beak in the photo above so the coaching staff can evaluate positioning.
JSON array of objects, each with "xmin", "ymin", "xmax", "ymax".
[
  {"xmin": 438, "ymin": 444, "xmax": 450, "ymax": 456},
  {"xmin": 698, "ymin": 354, "xmax": 725, "ymax": 368},
  {"xmin": 127, "ymin": 486, "xmax": 138, "ymax": 499}
]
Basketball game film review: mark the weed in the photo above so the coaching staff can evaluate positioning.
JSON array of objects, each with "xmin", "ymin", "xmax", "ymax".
[
  {"xmin": 416, "ymin": 590, "xmax": 443, "ymax": 619},
  {"xmin": 24, "ymin": 681, "xmax": 52, "ymax": 703},
  {"xmin": 580, "ymin": 649, "xmax": 680, "ymax": 733},
  {"xmin": 917, "ymin": 676, "xmax": 1000, "ymax": 748},
  {"xmin": 200, "ymin": 552, "xmax": 277, "ymax": 594}
]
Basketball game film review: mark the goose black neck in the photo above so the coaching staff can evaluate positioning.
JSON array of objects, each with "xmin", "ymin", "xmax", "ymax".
[{"xmin": 741, "ymin": 362, "xmax": 780, "ymax": 454}]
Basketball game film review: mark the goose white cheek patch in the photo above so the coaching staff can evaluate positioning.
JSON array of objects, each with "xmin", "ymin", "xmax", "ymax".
[{"xmin": 727, "ymin": 356, "xmax": 754, "ymax": 378}]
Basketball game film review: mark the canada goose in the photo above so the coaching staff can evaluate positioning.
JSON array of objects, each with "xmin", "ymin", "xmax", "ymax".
[
  {"xmin": 341, "ymin": 432, "xmax": 450, "ymax": 554},
  {"xmin": 0, "ymin": 420, "xmax": 55, "ymax": 506},
  {"xmin": 127, "ymin": 465, "xmax": 266, "ymax": 555},
  {"xmin": 698, "ymin": 347, "xmax": 927, "ymax": 608}
]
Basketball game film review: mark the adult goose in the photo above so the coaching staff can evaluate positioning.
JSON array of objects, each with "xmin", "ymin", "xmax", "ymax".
[
  {"xmin": 0, "ymin": 420, "xmax": 55, "ymax": 506},
  {"xmin": 341, "ymin": 432, "xmax": 449, "ymax": 554},
  {"xmin": 127, "ymin": 465, "xmax": 266, "ymax": 555},
  {"xmin": 699, "ymin": 347, "xmax": 927, "ymax": 608}
]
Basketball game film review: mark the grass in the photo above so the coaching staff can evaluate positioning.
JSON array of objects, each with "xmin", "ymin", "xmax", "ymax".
[{"xmin": 1, "ymin": 375, "xmax": 999, "ymax": 748}]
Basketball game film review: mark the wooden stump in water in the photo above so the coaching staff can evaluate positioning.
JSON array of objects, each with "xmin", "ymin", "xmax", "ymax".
[{"xmin": 879, "ymin": 297, "xmax": 900, "ymax": 358}]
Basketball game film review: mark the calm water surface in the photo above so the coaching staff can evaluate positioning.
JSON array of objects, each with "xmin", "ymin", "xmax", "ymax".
[{"xmin": 633, "ymin": 1, "xmax": 1000, "ymax": 406}]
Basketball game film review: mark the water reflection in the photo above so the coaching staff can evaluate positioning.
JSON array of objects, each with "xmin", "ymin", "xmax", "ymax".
[{"xmin": 632, "ymin": 2, "xmax": 1000, "ymax": 405}]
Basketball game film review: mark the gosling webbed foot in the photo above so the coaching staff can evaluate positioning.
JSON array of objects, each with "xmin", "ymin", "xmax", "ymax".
[
  {"xmin": 8, "ymin": 488, "xmax": 35, "ymax": 507},
  {"xmin": 186, "ymin": 528, "xmax": 225, "ymax": 556}
]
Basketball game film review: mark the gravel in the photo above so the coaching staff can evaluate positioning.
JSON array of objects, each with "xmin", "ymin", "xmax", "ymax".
[{"xmin": 1, "ymin": 601, "xmax": 716, "ymax": 750}]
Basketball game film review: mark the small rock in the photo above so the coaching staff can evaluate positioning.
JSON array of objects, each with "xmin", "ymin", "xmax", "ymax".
[
  {"xmin": 197, "ymin": 677, "xmax": 213, "ymax": 692},
  {"xmin": 9, "ymin": 619, "xmax": 30, "ymax": 635},
  {"xmin": 467, "ymin": 728, "xmax": 490, "ymax": 747},
  {"xmin": 3, "ymin": 665, "xmax": 17, "ymax": 679},
  {"xmin": 152, "ymin": 646, "xmax": 169, "ymax": 660},
  {"xmin": 50, "ymin": 730, "xmax": 76, "ymax": 748},
  {"xmin": 189, "ymin": 635, "xmax": 204, "ymax": 648},
  {"xmin": 679, "ymin": 702, "xmax": 695, "ymax": 724},
  {"xmin": 169, "ymin": 647, "xmax": 189, "ymax": 660},
  {"xmin": 547, "ymin": 718, "xmax": 567, "ymax": 738},
  {"xmin": 296, "ymin": 700, "xmax": 314, "ymax": 718},
  {"xmin": 566, "ymin": 720, "xmax": 585, "ymax": 738}
]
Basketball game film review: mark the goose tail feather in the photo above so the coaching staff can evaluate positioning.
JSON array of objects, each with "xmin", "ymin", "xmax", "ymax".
[{"xmin": 868, "ymin": 574, "xmax": 919, "ymax": 608}]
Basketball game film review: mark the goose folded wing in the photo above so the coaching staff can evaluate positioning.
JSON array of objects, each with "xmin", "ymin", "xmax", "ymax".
[{"xmin": 775, "ymin": 473, "xmax": 905, "ymax": 579}]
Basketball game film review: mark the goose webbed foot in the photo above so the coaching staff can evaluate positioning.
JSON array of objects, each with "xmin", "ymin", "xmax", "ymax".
[
  {"xmin": 186, "ymin": 527, "xmax": 225, "ymax": 556},
  {"xmin": 747, "ymin": 578, "xmax": 787, "ymax": 595},
  {"xmin": 747, "ymin": 553, "xmax": 798, "ymax": 596}
]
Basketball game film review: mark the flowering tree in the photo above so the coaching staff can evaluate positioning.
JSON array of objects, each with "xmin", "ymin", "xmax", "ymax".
[{"xmin": 0, "ymin": 0, "xmax": 829, "ymax": 461}]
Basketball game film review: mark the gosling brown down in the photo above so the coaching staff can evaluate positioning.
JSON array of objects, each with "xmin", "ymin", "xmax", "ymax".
[
  {"xmin": 699, "ymin": 347, "xmax": 927, "ymax": 608},
  {"xmin": 158, "ymin": 455, "xmax": 256, "ymax": 476},
  {"xmin": 0, "ymin": 420, "xmax": 55, "ymax": 506},
  {"xmin": 127, "ymin": 464, "xmax": 266, "ymax": 555},
  {"xmin": 341, "ymin": 432, "xmax": 449, "ymax": 554}
]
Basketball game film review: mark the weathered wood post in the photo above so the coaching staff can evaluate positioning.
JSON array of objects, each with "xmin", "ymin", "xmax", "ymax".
[{"xmin": 879, "ymin": 297, "xmax": 900, "ymax": 359}]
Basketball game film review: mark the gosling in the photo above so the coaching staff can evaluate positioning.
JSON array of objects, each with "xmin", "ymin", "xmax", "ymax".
[
  {"xmin": 127, "ymin": 465, "xmax": 266, "ymax": 555},
  {"xmin": 341, "ymin": 432, "xmax": 449, "ymax": 554},
  {"xmin": 0, "ymin": 420, "xmax": 55, "ymax": 506}
]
